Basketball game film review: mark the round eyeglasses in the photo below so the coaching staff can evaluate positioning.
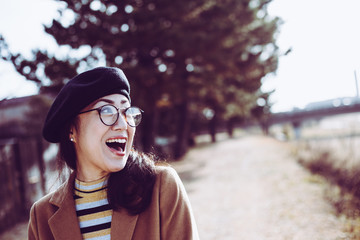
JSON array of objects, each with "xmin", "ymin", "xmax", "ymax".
[{"xmin": 78, "ymin": 104, "xmax": 143, "ymax": 127}]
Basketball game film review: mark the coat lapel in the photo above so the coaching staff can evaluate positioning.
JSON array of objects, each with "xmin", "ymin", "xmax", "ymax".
[
  {"xmin": 111, "ymin": 209, "xmax": 139, "ymax": 239},
  {"xmin": 48, "ymin": 173, "xmax": 82, "ymax": 240}
]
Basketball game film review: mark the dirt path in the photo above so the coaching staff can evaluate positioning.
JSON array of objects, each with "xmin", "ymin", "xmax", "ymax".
[
  {"xmin": 1, "ymin": 135, "xmax": 349, "ymax": 239},
  {"xmin": 172, "ymin": 135, "xmax": 348, "ymax": 239}
]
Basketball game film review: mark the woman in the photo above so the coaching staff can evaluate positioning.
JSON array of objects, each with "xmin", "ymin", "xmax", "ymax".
[{"xmin": 28, "ymin": 67, "xmax": 199, "ymax": 240}]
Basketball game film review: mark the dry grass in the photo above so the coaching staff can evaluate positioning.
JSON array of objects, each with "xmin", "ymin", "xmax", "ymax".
[{"xmin": 296, "ymin": 138, "xmax": 360, "ymax": 239}]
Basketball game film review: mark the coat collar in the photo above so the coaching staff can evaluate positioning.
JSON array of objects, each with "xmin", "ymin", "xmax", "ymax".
[{"xmin": 47, "ymin": 171, "xmax": 139, "ymax": 240}]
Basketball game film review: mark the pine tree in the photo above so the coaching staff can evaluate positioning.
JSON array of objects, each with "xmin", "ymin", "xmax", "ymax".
[{"xmin": 2, "ymin": 0, "xmax": 281, "ymax": 157}]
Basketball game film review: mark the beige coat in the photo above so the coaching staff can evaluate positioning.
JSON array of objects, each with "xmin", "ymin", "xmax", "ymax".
[{"xmin": 28, "ymin": 166, "xmax": 199, "ymax": 240}]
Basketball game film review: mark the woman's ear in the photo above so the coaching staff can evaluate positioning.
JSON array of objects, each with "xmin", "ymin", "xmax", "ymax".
[{"xmin": 69, "ymin": 126, "xmax": 76, "ymax": 143}]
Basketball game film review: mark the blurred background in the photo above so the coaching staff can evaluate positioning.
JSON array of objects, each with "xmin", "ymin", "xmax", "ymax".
[{"xmin": 1, "ymin": 0, "xmax": 360, "ymax": 238}]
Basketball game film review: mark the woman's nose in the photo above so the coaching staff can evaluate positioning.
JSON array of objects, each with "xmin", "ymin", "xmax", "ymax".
[{"xmin": 112, "ymin": 113, "xmax": 128, "ymax": 130}]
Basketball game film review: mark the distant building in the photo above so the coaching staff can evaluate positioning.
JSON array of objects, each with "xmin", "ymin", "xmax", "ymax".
[{"xmin": 0, "ymin": 95, "xmax": 53, "ymax": 138}]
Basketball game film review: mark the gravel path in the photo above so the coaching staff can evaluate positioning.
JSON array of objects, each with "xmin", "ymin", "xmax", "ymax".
[
  {"xmin": 1, "ymin": 135, "xmax": 349, "ymax": 239},
  {"xmin": 172, "ymin": 135, "xmax": 348, "ymax": 240}
]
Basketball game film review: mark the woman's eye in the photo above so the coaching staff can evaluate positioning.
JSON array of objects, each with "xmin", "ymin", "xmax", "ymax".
[{"xmin": 101, "ymin": 106, "xmax": 116, "ymax": 115}]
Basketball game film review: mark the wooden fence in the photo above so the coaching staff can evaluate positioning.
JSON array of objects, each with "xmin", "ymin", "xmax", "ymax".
[{"xmin": 0, "ymin": 137, "xmax": 46, "ymax": 233}]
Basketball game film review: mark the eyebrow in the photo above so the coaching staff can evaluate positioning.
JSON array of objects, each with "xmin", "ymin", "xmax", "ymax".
[{"xmin": 95, "ymin": 98, "xmax": 129, "ymax": 106}]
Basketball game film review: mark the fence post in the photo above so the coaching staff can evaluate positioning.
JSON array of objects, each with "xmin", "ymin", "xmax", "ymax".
[{"xmin": 36, "ymin": 136, "xmax": 46, "ymax": 194}]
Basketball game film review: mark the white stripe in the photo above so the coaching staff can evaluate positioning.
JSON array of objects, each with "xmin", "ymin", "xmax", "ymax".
[
  {"xmin": 87, "ymin": 234, "xmax": 111, "ymax": 240},
  {"xmin": 76, "ymin": 199, "xmax": 109, "ymax": 211},
  {"xmin": 79, "ymin": 215, "xmax": 112, "ymax": 228},
  {"xmin": 75, "ymin": 179, "xmax": 108, "ymax": 191}
]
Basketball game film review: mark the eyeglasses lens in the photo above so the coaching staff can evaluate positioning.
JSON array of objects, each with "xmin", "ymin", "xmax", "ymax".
[
  {"xmin": 100, "ymin": 105, "xmax": 118, "ymax": 126},
  {"xmin": 125, "ymin": 107, "xmax": 142, "ymax": 127}
]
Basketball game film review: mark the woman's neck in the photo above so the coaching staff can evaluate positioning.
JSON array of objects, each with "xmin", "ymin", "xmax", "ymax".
[{"xmin": 76, "ymin": 170, "xmax": 109, "ymax": 182}]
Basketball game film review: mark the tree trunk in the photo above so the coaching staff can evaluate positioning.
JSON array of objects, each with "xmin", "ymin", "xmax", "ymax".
[
  {"xmin": 140, "ymin": 109, "xmax": 157, "ymax": 153},
  {"xmin": 209, "ymin": 112, "xmax": 218, "ymax": 143},
  {"xmin": 173, "ymin": 67, "xmax": 190, "ymax": 159},
  {"xmin": 227, "ymin": 118, "xmax": 235, "ymax": 138},
  {"xmin": 173, "ymin": 102, "xmax": 190, "ymax": 159}
]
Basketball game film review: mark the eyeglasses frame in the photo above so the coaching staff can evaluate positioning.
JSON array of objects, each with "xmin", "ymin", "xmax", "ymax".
[{"xmin": 78, "ymin": 104, "xmax": 143, "ymax": 127}]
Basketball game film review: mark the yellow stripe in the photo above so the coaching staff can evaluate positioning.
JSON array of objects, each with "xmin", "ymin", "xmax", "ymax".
[
  {"xmin": 78, "ymin": 210, "xmax": 113, "ymax": 222},
  {"xmin": 75, "ymin": 196, "xmax": 107, "ymax": 205},
  {"xmin": 83, "ymin": 228, "xmax": 111, "ymax": 239},
  {"xmin": 74, "ymin": 190, "xmax": 108, "ymax": 204}
]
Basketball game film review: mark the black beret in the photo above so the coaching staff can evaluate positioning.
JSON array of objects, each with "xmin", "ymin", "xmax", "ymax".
[{"xmin": 43, "ymin": 67, "xmax": 131, "ymax": 143}]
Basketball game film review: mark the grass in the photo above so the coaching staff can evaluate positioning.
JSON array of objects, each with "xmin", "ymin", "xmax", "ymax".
[{"xmin": 296, "ymin": 139, "xmax": 360, "ymax": 239}]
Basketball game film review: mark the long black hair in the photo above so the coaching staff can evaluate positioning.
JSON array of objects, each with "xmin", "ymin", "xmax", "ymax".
[{"xmin": 58, "ymin": 122, "xmax": 157, "ymax": 215}]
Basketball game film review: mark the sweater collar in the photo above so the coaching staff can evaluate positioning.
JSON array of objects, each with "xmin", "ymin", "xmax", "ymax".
[{"xmin": 74, "ymin": 175, "xmax": 109, "ymax": 192}]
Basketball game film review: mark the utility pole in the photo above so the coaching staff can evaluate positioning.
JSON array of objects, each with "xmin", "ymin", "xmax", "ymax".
[{"xmin": 355, "ymin": 70, "xmax": 359, "ymax": 98}]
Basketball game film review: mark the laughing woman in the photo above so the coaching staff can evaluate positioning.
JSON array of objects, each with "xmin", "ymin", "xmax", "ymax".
[{"xmin": 28, "ymin": 67, "xmax": 199, "ymax": 240}]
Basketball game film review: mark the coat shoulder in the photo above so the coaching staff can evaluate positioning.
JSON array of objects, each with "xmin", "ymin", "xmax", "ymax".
[
  {"xmin": 154, "ymin": 165, "xmax": 183, "ymax": 189},
  {"xmin": 31, "ymin": 192, "xmax": 54, "ymax": 211},
  {"xmin": 154, "ymin": 164, "xmax": 178, "ymax": 177},
  {"xmin": 30, "ymin": 173, "xmax": 75, "ymax": 219},
  {"xmin": 150, "ymin": 165, "xmax": 200, "ymax": 239},
  {"xmin": 153, "ymin": 164, "xmax": 190, "ymax": 205}
]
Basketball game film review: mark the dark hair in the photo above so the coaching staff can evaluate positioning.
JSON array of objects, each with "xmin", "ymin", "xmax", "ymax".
[
  {"xmin": 107, "ymin": 151, "xmax": 157, "ymax": 215},
  {"xmin": 57, "ymin": 123, "xmax": 157, "ymax": 215}
]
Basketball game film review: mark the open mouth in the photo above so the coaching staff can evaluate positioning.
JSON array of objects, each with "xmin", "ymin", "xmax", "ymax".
[{"xmin": 106, "ymin": 138, "xmax": 126, "ymax": 152}]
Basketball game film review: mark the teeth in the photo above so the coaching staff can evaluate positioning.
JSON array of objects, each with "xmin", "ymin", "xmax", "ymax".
[{"xmin": 106, "ymin": 139, "xmax": 126, "ymax": 143}]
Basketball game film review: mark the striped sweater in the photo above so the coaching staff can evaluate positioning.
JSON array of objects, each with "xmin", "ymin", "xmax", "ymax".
[{"xmin": 74, "ymin": 176, "xmax": 113, "ymax": 240}]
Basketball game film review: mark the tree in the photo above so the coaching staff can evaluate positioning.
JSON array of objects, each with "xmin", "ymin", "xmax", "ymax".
[
  {"xmin": 2, "ymin": 0, "xmax": 281, "ymax": 158},
  {"xmin": 250, "ymin": 90, "xmax": 274, "ymax": 135}
]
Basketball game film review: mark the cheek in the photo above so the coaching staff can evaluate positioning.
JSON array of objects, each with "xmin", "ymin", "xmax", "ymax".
[
  {"xmin": 127, "ymin": 128, "xmax": 136, "ymax": 147},
  {"xmin": 75, "ymin": 118, "xmax": 106, "ymax": 147}
]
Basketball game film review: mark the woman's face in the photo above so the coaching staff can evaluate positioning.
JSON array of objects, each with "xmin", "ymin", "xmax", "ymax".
[{"xmin": 71, "ymin": 94, "xmax": 135, "ymax": 181}]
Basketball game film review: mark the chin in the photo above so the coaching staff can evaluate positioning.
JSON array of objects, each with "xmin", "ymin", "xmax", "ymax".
[{"xmin": 108, "ymin": 159, "xmax": 128, "ymax": 172}]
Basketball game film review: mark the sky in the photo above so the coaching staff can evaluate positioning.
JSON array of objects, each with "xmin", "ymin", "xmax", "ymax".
[
  {"xmin": 0, "ymin": 0, "xmax": 61, "ymax": 98},
  {"xmin": 265, "ymin": 0, "xmax": 360, "ymax": 111},
  {"xmin": 0, "ymin": 0, "xmax": 359, "ymax": 112}
]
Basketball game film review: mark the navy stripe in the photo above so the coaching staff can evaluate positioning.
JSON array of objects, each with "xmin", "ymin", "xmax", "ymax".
[
  {"xmin": 74, "ymin": 186, "xmax": 108, "ymax": 194},
  {"xmin": 80, "ymin": 222, "xmax": 111, "ymax": 234},
  {"xmin": 73, "ymin": 194, "xmax": 82, "ymax": 200},
  {"xmin": 76, "ymin": 204, "xmax": 112, "ymax": 217}
]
